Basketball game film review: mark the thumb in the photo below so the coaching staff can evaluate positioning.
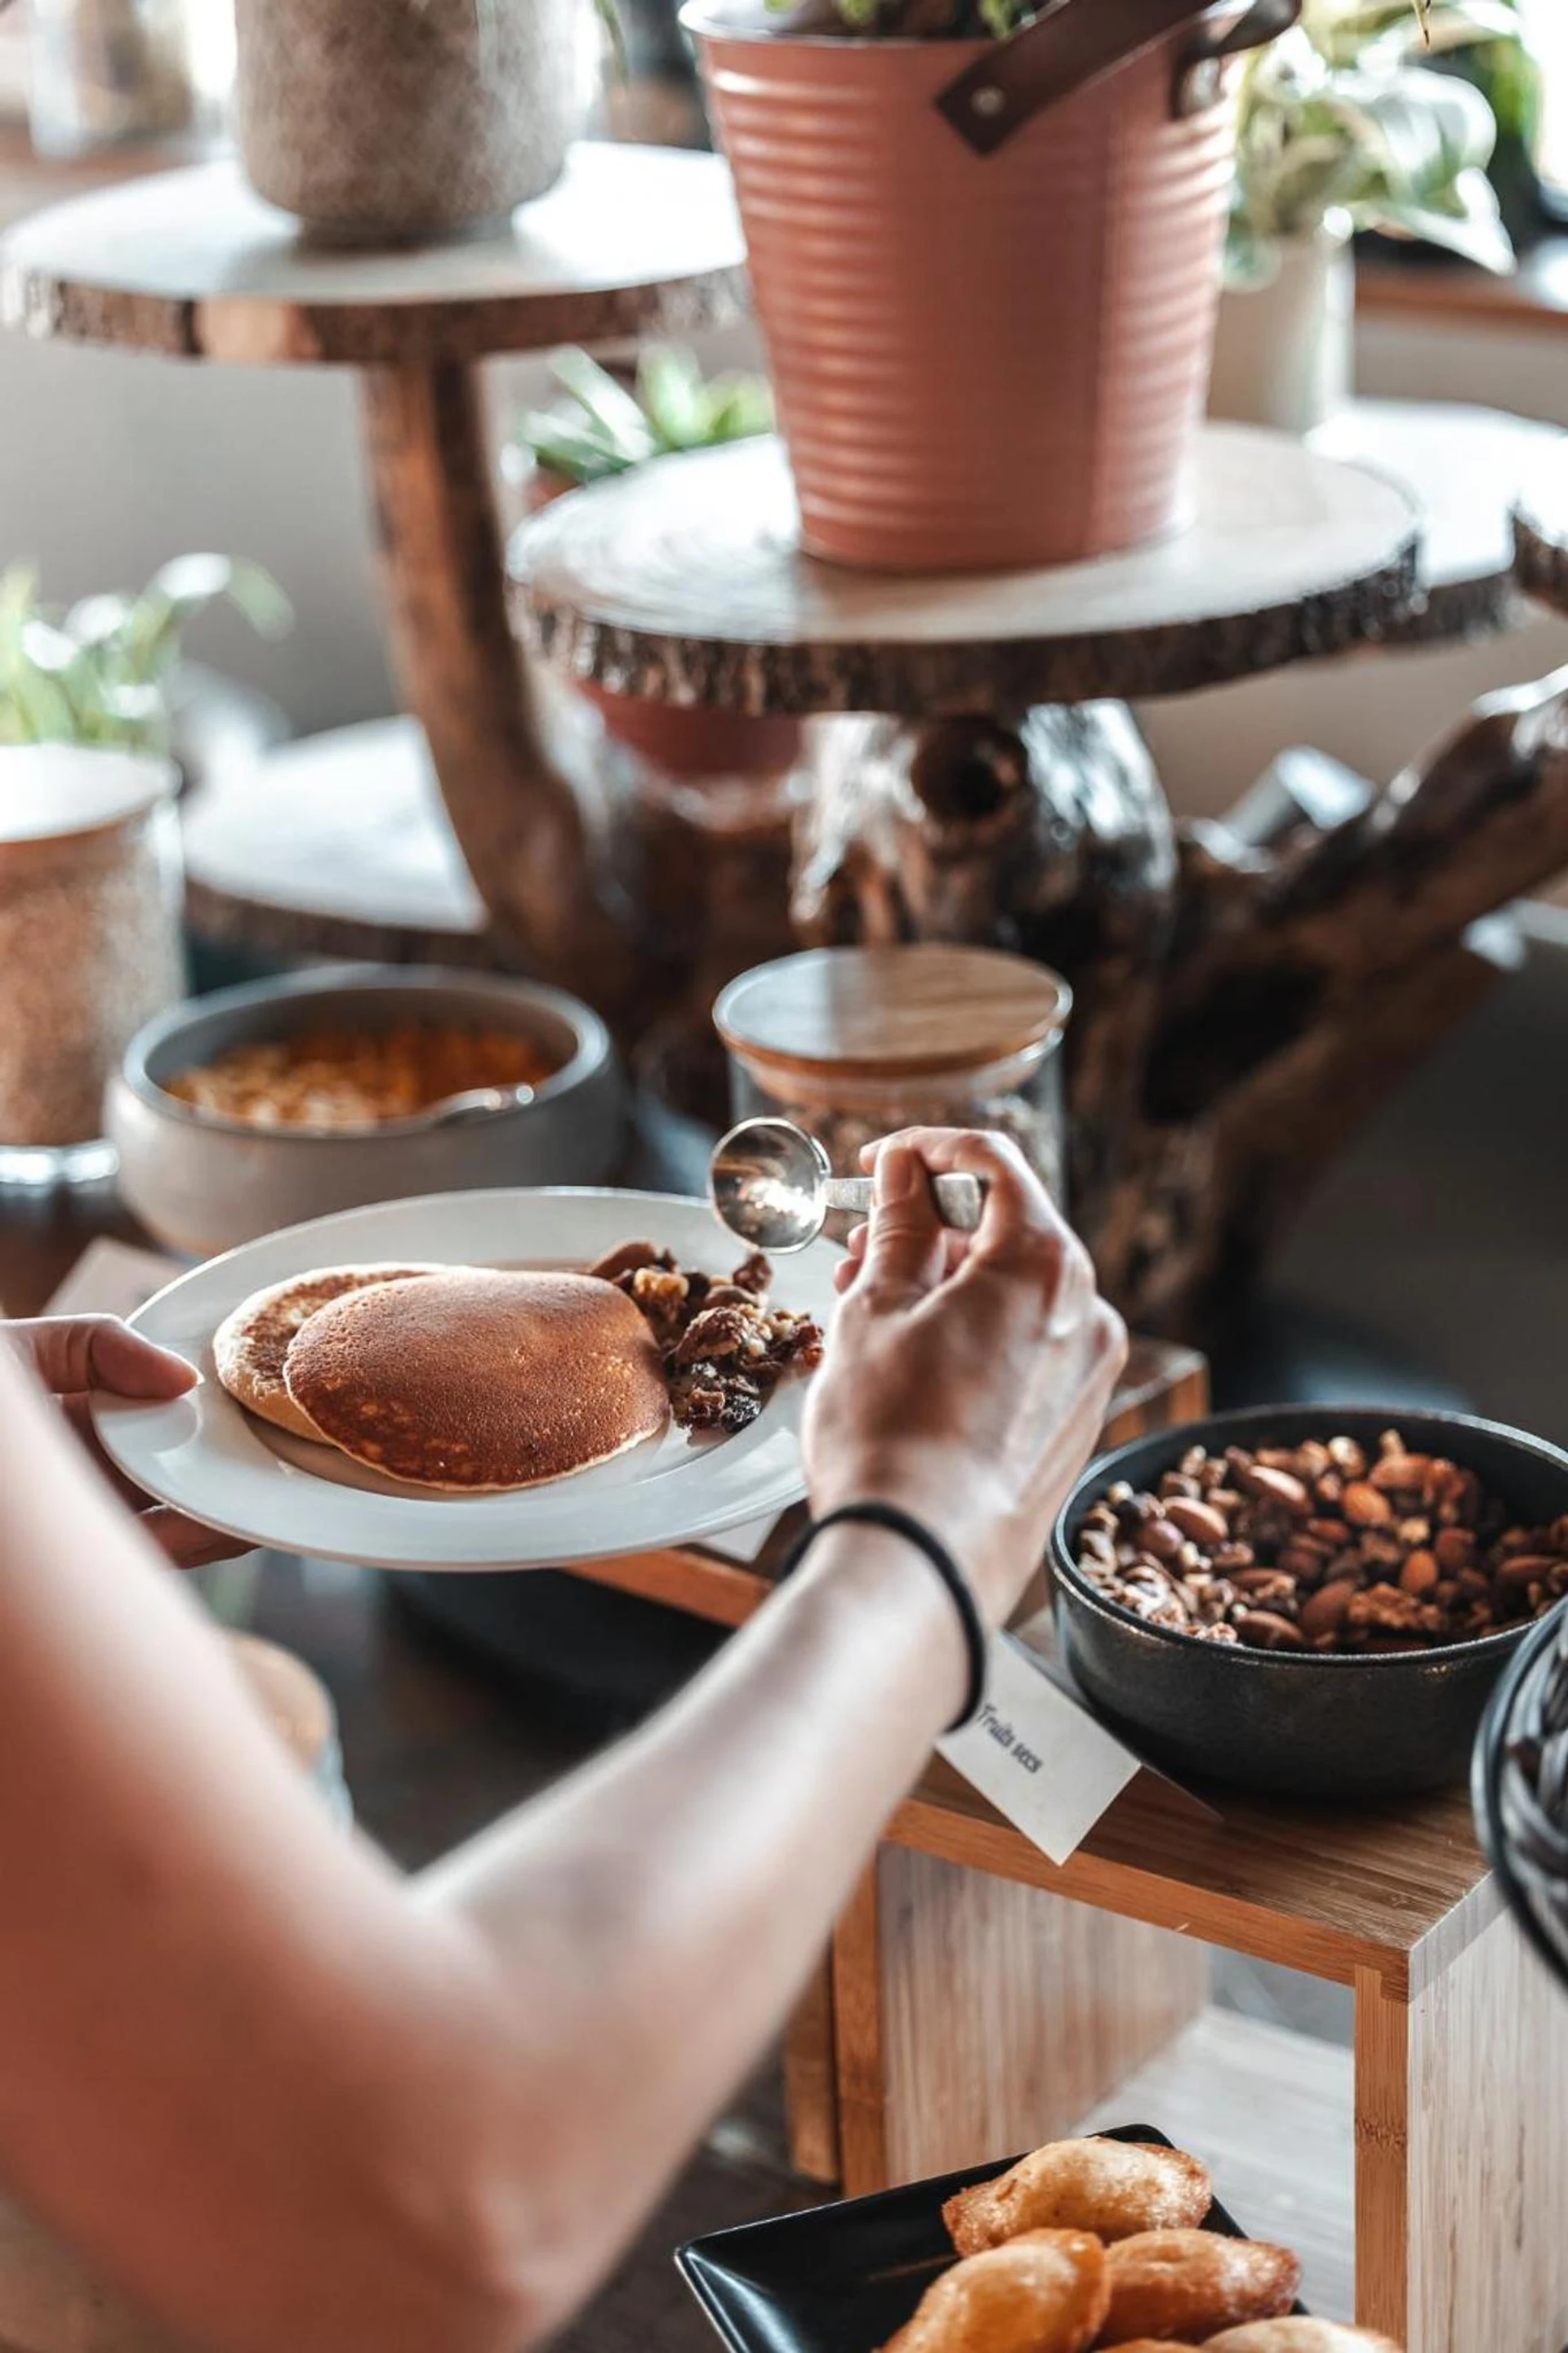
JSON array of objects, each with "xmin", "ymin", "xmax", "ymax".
[
  {"xmin": 9, "ymin": 1316, "xmax": 198, "ymax": 1401},
  {"xmin": 856, "ymin": 1141, "xmax": 945, "ymax": 1308}
]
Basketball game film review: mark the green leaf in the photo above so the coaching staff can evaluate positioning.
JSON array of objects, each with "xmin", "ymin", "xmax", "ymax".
[
  {"xmin": 0, "ymin": 556, "xmax": 287, "ymax": 751},
  {"xmin": 550, "ymin": 348, "xmax": 656, "ymax": 457},
  {"xmin": 638, "ymin": 345, "xmax": 709, "ymax": 451}
]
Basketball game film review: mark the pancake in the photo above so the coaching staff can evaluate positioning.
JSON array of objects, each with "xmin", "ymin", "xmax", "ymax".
[
  {"xmin": 282, "ymin": 1268, "xmax": 670, "ymax": 1491},
  {"xmin": 214, "ymin": 1263, "xmax": 443, "ymax": 1440}
]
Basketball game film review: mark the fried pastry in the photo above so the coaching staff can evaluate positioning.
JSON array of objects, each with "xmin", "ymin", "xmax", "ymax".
[
  {"xmin": 882, "ymin": 2229, "xmax": 1109, "ymax": 2353},
  {"xmin": 1205, "ymin": 2328, "xmax": 1401, "ymax": 2352},
  {"xmin": 1100, "ymin": 2342, "xmax": 1199, "ymax": 2351},
  {"xmin": 945, "ymin": 2139, "xmax": 1212, "ymax": 2254},
  {"xmin": 1100, "ymin": 2231, "xmax": 1300, "ymax": 2346}
]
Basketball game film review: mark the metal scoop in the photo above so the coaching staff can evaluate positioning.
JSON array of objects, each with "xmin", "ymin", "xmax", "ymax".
[
  {"xmin": 710, "ymin": 1117, "xmax": 985, "ymax": 1254},
  {"xmin": 410, "ymin": 1082, "xmax": 537, "ymax": 1128}
]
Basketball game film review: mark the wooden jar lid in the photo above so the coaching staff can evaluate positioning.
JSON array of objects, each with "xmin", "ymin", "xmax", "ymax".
[{"xmin": 714, "ymin": 946, "xmax": 1071, "ymax": 1081}]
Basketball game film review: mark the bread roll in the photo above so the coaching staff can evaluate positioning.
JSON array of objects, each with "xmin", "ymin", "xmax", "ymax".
[
  {"xmin": 1100, "ymin": 2231, "xmax": 1300, "ymax": 2345},
  {"xmin": 1205, "ymin": 2328, "xmax": 1401, "ymax": 2353},
  {"xmin": 881, "ymin": 2229, "xmax": 1109, "ymax": 2353},
  {"xmin": 946, "ymin": 2139, "xmax": 1212, "ymax": 2255}
]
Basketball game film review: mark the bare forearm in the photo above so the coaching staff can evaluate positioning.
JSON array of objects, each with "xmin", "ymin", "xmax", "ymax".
[
  {"xmin": 423, "ymin": 1526, "xmax": 964, "ymax": 2328},
  {"xmin": 0, "ymin": 1349, "xmax": 968, "ymax": 2353}
]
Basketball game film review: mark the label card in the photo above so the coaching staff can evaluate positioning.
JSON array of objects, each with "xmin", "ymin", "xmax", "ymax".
[{"xmin": 938, "ymin": 1610, "xmax": 1218, "ymax": 1865}]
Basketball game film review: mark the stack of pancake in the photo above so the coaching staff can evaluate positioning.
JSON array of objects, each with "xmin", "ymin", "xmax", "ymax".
[{"xmin": 213, "ymin": 1262, "xmax": 670, "ymax": 1492}]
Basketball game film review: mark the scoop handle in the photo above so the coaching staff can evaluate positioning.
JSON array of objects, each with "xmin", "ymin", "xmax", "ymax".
[{"xmin": 822, "ymin": 1173, "xmax": 986, "ymax": 1233}]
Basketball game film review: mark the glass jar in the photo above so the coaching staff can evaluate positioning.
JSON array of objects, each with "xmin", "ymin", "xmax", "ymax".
[
  {"xmin": 715, "ymin": 944, "xmax": 1071, "ymax": 1212},
  {"xmin": 0, "ymin": 747, "xmax": 185, "ymax": 1185},
  {"xmin": 227, "ymin": 1633, "xmax": 352, "ymax": 1828},
  {"xmin": 27, "ymin": 0, "xmax": 227, "ymax": 160}
]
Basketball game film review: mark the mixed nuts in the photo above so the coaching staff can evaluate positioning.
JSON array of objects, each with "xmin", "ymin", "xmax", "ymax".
[{"xmin": 1072, "ymin": 1428, "xmax": 1568, "ymax": 1654}]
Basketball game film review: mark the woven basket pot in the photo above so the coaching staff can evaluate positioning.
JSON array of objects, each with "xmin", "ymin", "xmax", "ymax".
[
  {"xmin": 234, "ymin": 0, "xmax": 586, "ymax": 243},
  {"xmin": 1475, "ymin": 1598, "xmax": 1568, "ymax": 1992},
  {"xmin": 686, "ymin": 0, "xmax": 1283, "ymax": 572}
]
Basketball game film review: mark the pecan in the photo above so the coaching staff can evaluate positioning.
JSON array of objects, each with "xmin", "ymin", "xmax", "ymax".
[
  {"xmin": 1232, "ymin": 1569, "xmax": 1299, "ymax": 1608},
  {"xmin": 672, "ymin": 1302, "xmax": 772, "ymax": 1369},
  {"xmin": 588, "ymin": 1238, "xmax": 671, "ymax": 1283},
  {"xmin": 1347, "ymin": 1584, "xmax": 1428, "ymax": 1636}
]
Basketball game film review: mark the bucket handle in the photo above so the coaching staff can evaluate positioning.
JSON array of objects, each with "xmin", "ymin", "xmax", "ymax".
[{"xmin": 935, "ymin": 0, "xmax": 1302, "ymax": 157}]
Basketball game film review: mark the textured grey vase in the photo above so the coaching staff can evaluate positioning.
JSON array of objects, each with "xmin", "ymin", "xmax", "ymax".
[{"xmin": 234, "ymin": 0, "xmax": 586, "ymax": 243}]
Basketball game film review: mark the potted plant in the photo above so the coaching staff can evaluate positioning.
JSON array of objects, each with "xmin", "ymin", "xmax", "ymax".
[
  {"xmin": 510, "ymin": 346, "xmax": 803, "ymax": 782},
  {"xmin": 682, "ymin": 0, "xmax": 1306, "ymax": 573},
  {"xmin": 0, "ymin": 556, "xmax": 291, "ymax": 758},
  {"xmin": 0, "ymin": 559, "xmax": 287, "ymax": 1180},
  {"xmin": 1210, "ymin": 0, "xmax": 1520, "ymax": 433},
  {"xmin": 233, "ymin": 0, "xmax": 619, "ymax": 244}
]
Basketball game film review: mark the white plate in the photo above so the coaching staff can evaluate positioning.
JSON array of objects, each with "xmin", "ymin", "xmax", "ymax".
[{"xmin": 92, "ymin": 1189, "xmax": 839, "ymax": 1571}]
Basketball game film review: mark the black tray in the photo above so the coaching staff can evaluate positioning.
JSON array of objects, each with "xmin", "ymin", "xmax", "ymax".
[{"xmin": 675, "ymin": 2125, "xmax": 1285, "ymax": 2353}]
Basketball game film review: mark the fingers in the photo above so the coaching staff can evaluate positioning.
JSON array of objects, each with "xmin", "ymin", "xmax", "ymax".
[
  {"xmin": 860, "ymin": 1128, "xmax": 1092, "ymax": 1322},
  {"xmin": 140, "ymin": 1506, "xmax": 249, "ymax": 1571},
  {"xmin": 8, "ymin": 1316, "xmax": 197, "ymax": 1402},
  {"xmin": 834, "ymin": 1220, "xmax": 969, "ymax": 1295},
  {"xmin": 60, "ymin": 1394, "xmax": 160, "ymax": 1511},
  {"xmin": 55, "ymin": 1393, "xmax": 239, "ymax": 1563},
  {"xmin": 853, "ymin": 1138, "xmax": 948, "ymax": 1309}
]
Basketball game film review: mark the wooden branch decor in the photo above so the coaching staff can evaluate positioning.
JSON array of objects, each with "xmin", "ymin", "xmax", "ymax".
[{"xmin": 798, "ymin": 669, "xmax": 1568, "ymax": 1336}]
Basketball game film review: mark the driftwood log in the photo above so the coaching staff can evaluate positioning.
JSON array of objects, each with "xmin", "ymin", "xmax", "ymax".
[{"xmin": 795, "ymin": 670, "xmax": 1568, "ymax": 1338}]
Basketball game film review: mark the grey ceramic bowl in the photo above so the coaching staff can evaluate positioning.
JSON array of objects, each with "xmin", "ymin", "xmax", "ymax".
[
  {"xmin": 107, "ymin": 965, "xmax": 624, "ymax": 1258},
  {"xmin": 1052, "ymin": 1405, "xmax": 1568, "ymax": 1800}
]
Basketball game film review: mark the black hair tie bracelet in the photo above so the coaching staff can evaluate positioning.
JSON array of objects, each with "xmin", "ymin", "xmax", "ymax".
[{"xmin": 779, "ymin": 1500, "xmax": 988, "ymax": 1732}]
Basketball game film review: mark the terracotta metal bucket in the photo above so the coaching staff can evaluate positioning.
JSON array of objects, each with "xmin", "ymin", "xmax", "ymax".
[{"xmin": 686, "ymin": 0, "xmax": 1294, "ymax": 573}]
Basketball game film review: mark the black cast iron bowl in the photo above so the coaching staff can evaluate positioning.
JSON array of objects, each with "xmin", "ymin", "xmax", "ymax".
[{"xmin": 1051, "ymin": 1405, "xmax": 1568, "ymax": 1801}]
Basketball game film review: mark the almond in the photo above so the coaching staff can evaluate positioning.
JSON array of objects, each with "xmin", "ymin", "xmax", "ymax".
[
  {"xmin": 1241, "ymin": 1464, "xmax": 1312, "ymax": 1513},
  {"xmin": 1399, "ymin": 1549, "xmax": 1439, "ymax": 1598},
  {"xmin": 1433, "ymin": 1527, "xmax": 1474, "ymax": 1572},
  {"xmin": 1370, "ymin": 1454, "xmax": 1430, "ymax": 1493},
  {"xmin": 1162, "ymin": 1495, "xmax": 1230, "ymax": 1549},
  {"xmin": 1235, "ymin": 1610, "xmax": 1307, "ymax": 1651},
  {"xmin": 1298, "ymin": 1579, "xmax": 1356, "ymax": 1638},
  {"xmin": 1343, "ymin": 1481, "xmax": 1394, "ymax": 1526}
]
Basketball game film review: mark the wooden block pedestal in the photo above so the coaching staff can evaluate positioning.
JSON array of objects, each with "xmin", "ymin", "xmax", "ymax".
[{"xmin": 570, "ymin": 1335, "xmax": 1568, "ymax": 2353}]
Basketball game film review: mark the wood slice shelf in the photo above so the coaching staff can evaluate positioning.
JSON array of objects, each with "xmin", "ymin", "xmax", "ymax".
[
  {"xmin": 0, "ymin": 145, "xmax": 745, "ymax": 365},
  {"xmin": 180, "ymin": 718, "xmax": 503, "ymax": 966},
  {"xmin": 1515, "ymin": 443, "xmax": 1568, "ymax": 618},
  {"xmin": 1311, "ymin": 399, "xmax": 1566, "ymax": 645},
  {"xmin": 514, "ymin": 426, "xmax": 1422, "ymax": 718}
]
